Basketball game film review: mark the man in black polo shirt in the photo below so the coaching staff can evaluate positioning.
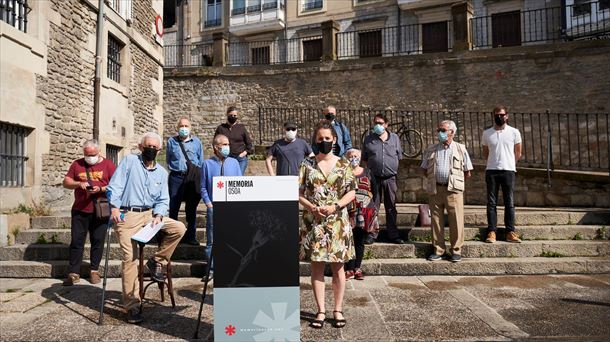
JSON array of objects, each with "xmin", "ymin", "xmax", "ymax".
[{"xmin": 215, "ymin": 106, "xmax": 254, "ymax": 175}]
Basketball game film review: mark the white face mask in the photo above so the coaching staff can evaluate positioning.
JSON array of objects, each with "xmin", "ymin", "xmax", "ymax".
[
  {"xmin": 285, "ymin": 130, "xmax": 297, "ymax": 141},
  {"xmin": 85, "ymin": 155, "xmax": 99, "ymax": 165}
]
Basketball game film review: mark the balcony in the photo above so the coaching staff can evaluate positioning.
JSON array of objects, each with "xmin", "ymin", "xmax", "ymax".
[
  {"xmin": 230, "ymin": 1, "xmax": 285, "ymax": 36},
  {"xmin": 397, "ymin": 0, "xmax": 461, "ymax": 10}
]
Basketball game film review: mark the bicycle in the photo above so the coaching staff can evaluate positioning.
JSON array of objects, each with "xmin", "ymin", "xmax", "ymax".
[{"xmin": 360, "ymin": 112, "xmax": 423, "ymax": 158}]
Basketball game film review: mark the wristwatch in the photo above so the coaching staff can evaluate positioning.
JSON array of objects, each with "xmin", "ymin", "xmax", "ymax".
[{"xmin": 334, "ymin": 203, "xmax": 341, "ymax": 212}]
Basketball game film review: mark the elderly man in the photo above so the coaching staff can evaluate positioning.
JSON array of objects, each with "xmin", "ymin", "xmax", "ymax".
[
  {"xmin": 200, "ymin": 134, "xmax": 242, "ymax": 278},
  {"xmin": 265, "ymin": 121, "xmax": 313, "ymax": 176},
  {"xmin": 62, "ymin": 139, "xmax": 116, "ymax": 286},
  {"xmin": 166, "ymin": 117, "xmax": 204, "ymax": 245},
  {"xmin": 482, "ymin": 105, "xmax": 522, "ymax": 243},
  {"xmin": 311, "ymin": 106, "xmax": 352, "ymax": 157},
  {"xmin": 362, "ymin": 113, "xmax": 404, "ymax": 244},
  {"xmin": 421, "ymin": 120, "xmax": 473, "ymax": 263},
  {"xmin": 107, "ymin": 132, "xmax": 186, "ymax": 324}
]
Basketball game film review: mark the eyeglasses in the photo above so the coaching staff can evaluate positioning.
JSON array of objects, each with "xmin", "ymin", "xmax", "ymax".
[{"xmin": 285, "ymin": 128, "xmax": 296, "ymax": 131}]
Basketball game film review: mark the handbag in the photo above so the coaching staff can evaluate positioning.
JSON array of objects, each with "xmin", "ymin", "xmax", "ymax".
[
  {"xmin": 176, "ymin": 137, "xmax": 201, "ymax": 193},
  {"xmin": 418, "ymin": 204, "xmax": 431, "ymax": 227},
  {"xmin": 84, "ymin": 165, "xmax": 111, "ymax": 220}
]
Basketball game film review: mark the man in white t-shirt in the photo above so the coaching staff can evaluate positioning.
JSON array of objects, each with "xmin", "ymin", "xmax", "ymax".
[{"xmin": 481, "ymin": 106, "xmax": 522, "ymax": 244}]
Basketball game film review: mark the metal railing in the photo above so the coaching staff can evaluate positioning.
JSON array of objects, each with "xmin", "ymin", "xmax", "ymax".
[
  {"xmin": 165, "ymin": 44, "xmax": 214, "ymax": 67},
  {"xmin": 204, "ymin": 18, "xmax": 222, "ymax": 28},
  {"xmin": 227, "ymin": 35, "xmax": 323, "ymax": 66},
  {"xmin": 258, "ymin": 108, "xmax": 610, "ymax": 174},
  {"xmin": 337, "ymin": 22, "xmax": 453, "ymax": 59},
  {"xmin": 0, "ymin": 0, "xmax": 28, "ymax": 33},
  {"xmin": 471, "ymin": 2, "xmax": 610, "ymax": 49}
]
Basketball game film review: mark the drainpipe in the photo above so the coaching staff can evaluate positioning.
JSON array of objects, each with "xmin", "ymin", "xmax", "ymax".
[{"xmin": 93, "ymin": 0, "xmax": 105, "ymax": 141}]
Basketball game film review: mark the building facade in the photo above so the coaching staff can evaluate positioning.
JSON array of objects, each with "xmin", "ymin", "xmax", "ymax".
[{"xmin": 0, "ymin": 0, "xmax": 164, "ymax": 211}]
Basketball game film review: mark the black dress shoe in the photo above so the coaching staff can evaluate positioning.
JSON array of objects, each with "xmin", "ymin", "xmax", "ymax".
[
  {"xmin": 390, "ymin": 238, "xmax": 406, "ymax": 244},
  {"xmin": 146, "ymin": 258, "xmax": 166, "ymax": 282},
  {"xmin": 363, "ymin": 235, "xmax": 375, "ymax": 245},
  {"xmin": 126, "ymin": 307, "xmax": 143, "ymax": 324}
]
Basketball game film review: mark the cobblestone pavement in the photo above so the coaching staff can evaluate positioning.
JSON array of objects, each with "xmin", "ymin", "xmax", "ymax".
[{"xmin": 1, "ymin": 275, "xmax": 609, "ymax": 341}]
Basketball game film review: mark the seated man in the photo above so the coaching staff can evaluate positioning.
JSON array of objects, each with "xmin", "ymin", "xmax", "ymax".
[{"xmin": 107, "ymin": 132, "xmax": 186, "ymax": 324}]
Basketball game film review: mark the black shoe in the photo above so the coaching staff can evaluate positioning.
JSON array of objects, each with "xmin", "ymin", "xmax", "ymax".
[
  {"xmin": 181, "ymin": 239, "xmax": 200, "ymax": 246},
  {"xmin": 427, "ymin": 253, "xmax": 443, "ymax": 261},
  {"xmin": 363, "ymin": 235, "xmax": 375, "ymax": 245},
  {"xmin": 126, "ymin": 307, "xmax": 143, "ymax": 324},
  {"xmin": 450, "ymin": 254, "xmax": 462, "ymax": 263},
  {"xmin": 146, "ymin": 258, "xmax": 166, "ymax": 282},
  {"xmin": 390, "ymin": 238, "xmax": 406, "ymax": 244}
]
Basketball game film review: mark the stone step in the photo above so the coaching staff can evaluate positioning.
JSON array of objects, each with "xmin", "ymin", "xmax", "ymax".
[
  {"xmin": 1, "ymin": 256, "xmax": 609, "ymax": 278},
  {"xmin": 29, "ymin": 207, "xmax": 610, "ymax": 230},
  {"xmin": 2, "ymin": 240, "xmax": 609, "ymax": 262}
]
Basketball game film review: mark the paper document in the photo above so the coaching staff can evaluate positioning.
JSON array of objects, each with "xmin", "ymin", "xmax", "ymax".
[{"xmin": 131, "ymin": 221, "xmax": 165, "ymax": 243}]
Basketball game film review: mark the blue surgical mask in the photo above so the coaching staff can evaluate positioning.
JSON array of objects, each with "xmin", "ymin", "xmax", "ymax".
[
  {"xmin": 179, "ymin": 127, "xmax": 190, "ymax": 137},
  {"xmin": 373, "ymin": 124, "xmax": 385, "ymax": 135},
  {"xmin": 220, "ymin": 145, "xmax": 230, "ymax": 157},
  {"xmin": 349, "ymin": 157, "xmax": 360, "ymax": 167},
  {"xmin": 438, "ymin": 131, "xmax": 448, "ymax": 142}
]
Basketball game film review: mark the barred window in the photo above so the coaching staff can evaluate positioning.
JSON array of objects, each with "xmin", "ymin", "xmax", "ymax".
[
  {"xmin": 107, "ymin": 35, "xmax": 122, "ymax": 83},
  {"xmin": 0, "ymin": 0, "xmax": 29, "ymax": 32},
  {"xmin": 0, "ymin": 122, "xmax": 31, "ymax": 187},
  {"xmin": 303, "ymin": 0, "xmax": 322, "ymax": 11},
  {"xmin": 252, "ymin": 46, "xmax": 270, "ymax": 65},
  {"xmin": 303, "ymin": 38, "xmax": 323, "ymax": 62},
  {"xmin": 106, "ymin": 144, "xmax": 122, "ymax": 167}
]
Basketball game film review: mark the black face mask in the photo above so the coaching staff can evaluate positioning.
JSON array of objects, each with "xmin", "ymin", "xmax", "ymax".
[
  {"xmin": 494, "ymin": 116, "xmax": 506, "ymax": 126},
  {"xmin": 141, "ymin": 147, "xmax": 158, "ymax": 162},
  {"xmin": 227, "ymin": 116, "xmax": 238, "ymax": 124},
  {"xmin": 316, "ymin": 141, "xmax": 333, "ymax": 155},
  {"xmin": 325, "ymin": 113, "xmax": 335, "ymax": 121}
]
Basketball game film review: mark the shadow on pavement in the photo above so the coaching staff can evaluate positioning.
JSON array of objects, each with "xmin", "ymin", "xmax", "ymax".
[{"xmin": 561, "ymin": 298, "xmax": 610, "ymax": 307}]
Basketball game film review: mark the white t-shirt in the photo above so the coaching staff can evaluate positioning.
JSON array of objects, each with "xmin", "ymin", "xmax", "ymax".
[{"xmin": 481, "ymin": 125, "xmax": 522, "ymax": 171}]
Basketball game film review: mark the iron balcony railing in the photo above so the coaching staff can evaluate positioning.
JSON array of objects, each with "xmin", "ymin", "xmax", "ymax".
[
  {"xmin": 0, "ymin": 0, "xmax": 28, "ymax": 33},
  {"xmin": 336, "ymin": 22, "xmax": 453, "ymax": 59},
  {"xmin": 165, "ymin": 44, "xmax": 214, "ymax": 67},
  {"xmin": 258, "ymin": 108, "xmax": 610, "ymax": 174},
  {"xmin": 226, "ymin": 35, "xmax": 323, "ymax": 66},
  {"xmin": 204, "ymin": 18, "xmax": 222, "ymax": 28}
]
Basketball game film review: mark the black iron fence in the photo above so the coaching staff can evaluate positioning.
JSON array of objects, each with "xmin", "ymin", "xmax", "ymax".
[
  {"xmin": 226, "ymin": 35, "xmax": 323, "ymax": 66},
  {"xmin": 0, "ymin": 0, "xmax": 29, "ymax": 33},
  {"xmin": 165, "ymin": 43, "xmax": 214, "ymax": 67},
  {"xmin": 258, "ymin": 107, "xmax": 610, "ymax": 174}
]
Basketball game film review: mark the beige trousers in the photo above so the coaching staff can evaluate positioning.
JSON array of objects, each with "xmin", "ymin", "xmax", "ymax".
[
  {"xmin": 429, "ymin": 185, "xmax": 464, "ymax": 256},
  {"xmin": 114, "ymin": 211, "xmax": 186, "ymax": 310}
]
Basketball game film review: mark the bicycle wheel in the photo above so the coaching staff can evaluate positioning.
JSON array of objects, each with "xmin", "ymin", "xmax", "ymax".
[{"xmin": 400, "ymin": 129, "xmax": 423, "ymax": 158}]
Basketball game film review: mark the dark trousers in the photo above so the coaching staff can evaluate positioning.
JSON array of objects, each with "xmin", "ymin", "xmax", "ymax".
[
  {"xmin": 69, "ymin": 210, "xmax": 107, "ymax": 274},
  {"xmin": 168, "ymin": 172, "xmax": 201, "ymax": 241},
  {"xmin": 485, "ymin": 170, "xmax": 516, "ymax": 232},
  {"xmin": 373, "ymin": 175, "xmax": 400, "ymax": 240},
  {"xmin": 345, "ymin": 228, "xmax": 365, "ymax": 270}
]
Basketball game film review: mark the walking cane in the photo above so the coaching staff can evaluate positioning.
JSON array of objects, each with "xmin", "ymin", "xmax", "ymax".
[
  {"xmin": 193, "ymin": 246, "xmax": 213, "ymax": 339},
  {"xmin": 98, "ymin": 217, "xmax": 113, "ymax": 325}
]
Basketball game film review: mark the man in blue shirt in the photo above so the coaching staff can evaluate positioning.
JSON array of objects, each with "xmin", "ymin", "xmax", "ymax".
[
  {"xmin": 107, "ymin": 132, "xmax": 186, "ymax": 324},
  {"xmin": 311, "ymin": 105, "xmax": 352, "ymax": 157},
  {"xmin": 200, "ymin": 134, "xmax": 242, "ymax": 277},
  {"xmin": 166, "ymin": 117, "xmax": 204, "ymax": 246}
]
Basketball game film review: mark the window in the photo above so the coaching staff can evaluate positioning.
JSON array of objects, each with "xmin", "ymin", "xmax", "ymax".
[
  {"xmin": 358, "ymin": 30, "xmax": 382, "ymax": 58},
  {"xmin": 303, "ymin": 38, "xmax": 323, "ymax": 61},
  {"xmin": 263, "ymin": 0, "xmax": 278, "ymax": 11},
  {"xmin": 107, "ymin": 35, "xmax": 122, "ymax": 83},
  {"xmin": 107, "ymin": 0, "xmax": 132, "ymax": 20},
  {"xmin": 106, "ymin": 144, "xmax": 122, "ymax": 167},
  {"xmin": 232, "ymin": 0, "xmax": 245, "ymax": 15},
  {"xmin": 164, "ymin": 0, "xmax": 177, "ymax": 28},
  {"xmin": 303, "ymin": 0, "xmax": 323, "ymax": 11},
  {"xmin": 600, "ymin": 0, "xmax": 610, "ymax": 10},
  {"xmin": 491, "ymin": 11, "xmax": 521, "ymax": 47},
  {"xmin": 572, "ymin": 0, "xmax": 592, "ymax": 16},
  {"xmin": 422, "ymin": 21, "xmax": 449, "ymax": 53},
  {"xmin": 205, "ymin": 0, "xmax": 222, "ymax": 27},
  {"xmin": 0, "ymin": 0, "xmax": 29, "ymax": 32},
  {"xmin": 0, "ymin": 122, "xmax": 30, "ymax": 187},
  {"xmin": 252, "ymin": 46, "xmax": 270, "ymax": 65},
  {"xmin": 247, "ymin": 0, "xmax": 261, "ymax": 13}
]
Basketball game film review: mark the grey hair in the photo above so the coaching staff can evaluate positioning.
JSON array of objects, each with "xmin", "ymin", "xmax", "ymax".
[
  {"xmin": 176, "ymin": 116, "xmax": 190, "ymax": 127},
  {"xmin": 441, "ymin": 120, "xmax": 458, "ymax": 135},
  {"xmin": 325, "ymin": 105, "xmax": 336, "ymax": 112},
  {"xmin": 82, "ymin": 139, "xmax": 99, "ymax": 150},
  {"xmin": 345, "ymin": 148, "xmax": 361, "ymax": 155},
  {"xmin": 140, "ymin": 132, "xmax": 162, "ymax": 146},
  {"xmin": 213, "ymin": 133, "xmax": 228, "ymax": 145}
]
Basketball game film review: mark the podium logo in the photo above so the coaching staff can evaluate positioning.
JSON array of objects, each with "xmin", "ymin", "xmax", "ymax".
[
  {"xmin": 225, "ymin": 324, "xmax": 236, "ymax": 336},
  {"xmin": 227, "ymin": 180, "xmax": 254, "ymax": 195},
  {"xmin": 217, "ymin": 181, "xmax": 224, "ymax": 189}
]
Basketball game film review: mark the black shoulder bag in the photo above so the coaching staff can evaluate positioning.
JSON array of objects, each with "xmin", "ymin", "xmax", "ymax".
[{"xmin": 176, "ymin": 137, "xmax": 202, "ymax": 193}]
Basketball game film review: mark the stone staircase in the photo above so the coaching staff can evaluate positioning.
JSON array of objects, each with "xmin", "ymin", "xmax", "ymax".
[{"xmin": 1, "ymin": 204, "xmax": 609, "ymax": 278}]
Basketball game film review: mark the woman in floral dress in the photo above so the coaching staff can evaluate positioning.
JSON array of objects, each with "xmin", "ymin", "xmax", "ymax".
[{"xmin": 299, "ymin": 121, "xmax": 356, "ymax": 329}]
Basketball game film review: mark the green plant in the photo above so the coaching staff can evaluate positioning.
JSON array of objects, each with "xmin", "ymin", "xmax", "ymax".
[
  {"xmin": 473, "ymin": 233, "xmax": 482, "ymax": 242},
  {"xmin": 573, "ymin": 232, "xmax": 583, "ymax": 240},
  {"xmin": 595, "ymin": 226, "xmax": 608, "ymax": 240},
  {"xmin": 36, "ymin": 234, "xmax": 47, "ymax": 244},
  {"xmin": 249, "ymin": 154, "xmax": 266, "ymax": 161},
  {"xmin": 12, "ymin": 200, "xmax": 52, "ymax": 217},
  {"xmin": 541, "ymin": 251, "xmax": 566, "ymax": 258},
  {"xmin": 363, "ymin": 249, "xmax": 375, "ymax": 260},
  {"xmin": 11, "ymin": 226, "xmax": 21, "ymax": 237},
  {"xmin": 5, "ymin": 289, "xmax": 17, "ymax": 293},
  {"xmin": 50, "ymin": 233, "xmax": 59, "ymax": 244}
]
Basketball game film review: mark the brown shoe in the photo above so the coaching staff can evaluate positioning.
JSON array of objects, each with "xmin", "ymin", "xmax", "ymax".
[
  {"xmin": 90, "ymin": 271, "xmax": 101, "ymax": 284},
  {"xmin": 485, "ymin": 231, "xmax": 496, "ymax": 243},
  {"xmin": 63, "ymin": 273, "xmax": 80, "ymax": 286},
  {"xmin": 506, "ymin": 231, "xmax": 522, "ymax": 243}
]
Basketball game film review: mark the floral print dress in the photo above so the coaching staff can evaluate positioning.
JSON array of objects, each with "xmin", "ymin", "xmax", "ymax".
[{"xmin": 298, "ymin": 157, "xmax": 357, "ymax": 263}]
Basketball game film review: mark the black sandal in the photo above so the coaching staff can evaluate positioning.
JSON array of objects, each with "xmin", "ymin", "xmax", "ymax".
[
  {"xmin": 332, "ymin": 310, "xmax": 346, "ymax": 328},
  {"xmin": 310, "ymin": 311, "xmax": 326, "ymax": 329}
]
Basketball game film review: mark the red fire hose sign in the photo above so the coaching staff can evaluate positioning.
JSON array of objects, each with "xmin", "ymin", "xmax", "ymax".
[{"xmin": 155, "ymin": 15, "xmax": 163, "ymax": 37}]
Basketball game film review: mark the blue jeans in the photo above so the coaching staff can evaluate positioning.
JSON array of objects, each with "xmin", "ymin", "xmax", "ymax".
[
  {"xmin": 205, "ymin": 207, "xmax": 214, "ymax": 271},
  {"xmin": 232, "ymin": 155, "xmax": 248, "ymax": 175},
  {"xmin": 168, "ymin": 172, "xmax": 200, "ymax": 241},
  {"xmin": 486, "ymin": 170, "xmax": 516, "ymax": 232}
]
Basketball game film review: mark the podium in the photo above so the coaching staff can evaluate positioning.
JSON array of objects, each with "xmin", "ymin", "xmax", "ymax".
[{"xmin": 212, "ymin": 176, "xmax": 300, "ymax": 341}]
